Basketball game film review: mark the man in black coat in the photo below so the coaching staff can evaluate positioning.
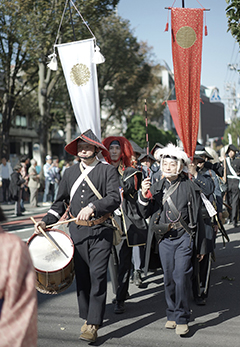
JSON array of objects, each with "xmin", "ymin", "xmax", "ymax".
[
  {"xmin": 138, "ymin": 144, "xmax": 207, "ymax": 336},
  {"xmin": 35, "ymin": 129, "xmax": 120, "ymax": 343},
  {"xmin": 225, "ymin": 144, "xmax": 240, "ymax": 227},
  {"xmin": 102, "ymin": 136, "xmax": 148, "ymax": 314}
]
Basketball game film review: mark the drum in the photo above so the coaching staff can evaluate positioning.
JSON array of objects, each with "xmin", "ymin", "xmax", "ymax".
[{"xmin": 28, "ymin": 229, "xmax": 75, "ymax": 294}]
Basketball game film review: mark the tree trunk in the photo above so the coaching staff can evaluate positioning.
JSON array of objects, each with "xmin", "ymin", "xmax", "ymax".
[{"xmin": 38, "ymin": 62, "xmax": 51, "ymax": 169}]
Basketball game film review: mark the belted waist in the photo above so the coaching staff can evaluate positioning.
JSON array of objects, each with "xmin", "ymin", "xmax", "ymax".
[{"xmin": 69, "ymin": 212, "xmax": 111, "ymax": 226}]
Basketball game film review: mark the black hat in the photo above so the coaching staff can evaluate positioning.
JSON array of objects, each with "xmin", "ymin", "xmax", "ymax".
[
  {"xmin": 226, "ymin": 144, "xmax": 238, "ymax": 154},
  {"xmin": 129, "ymin": 140, "xmax": 143, "ymax": 155},
  {"xmin": 193, "ymin": 154, "xmax": 205, "ymax": 162},
  {"xmin": 65, "ymin": 129, "xmax": 108, "ymax": 156},
  {"xmin": 150, "ymin": 142, "xmax": 164, "ymax": 155},
  {"xmin": 138, "ymin": 151, "xmax": 155, "ymax": 162},
  {"xmin": 195, "ymin": 144, "xmax": 214, "ymax": 160}
]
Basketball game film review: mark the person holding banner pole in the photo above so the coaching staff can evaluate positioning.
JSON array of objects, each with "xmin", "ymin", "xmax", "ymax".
[{"xmin": 138, "ymin": 144, "xmax": 207, "ymax": 336}]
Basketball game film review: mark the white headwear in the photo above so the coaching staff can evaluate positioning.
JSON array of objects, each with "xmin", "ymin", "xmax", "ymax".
[{"xmin": 159, "ymin": 143, "xmax": 190, "ymax": 177}]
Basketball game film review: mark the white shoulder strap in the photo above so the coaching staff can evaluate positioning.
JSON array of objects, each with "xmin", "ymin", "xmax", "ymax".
[
  {"xmin": 226, "ymin": 157, "xmax": 238, "ymax": 178},
  {"xmin": 70, "ymin": 164, "xmax": 95, "ymax": 202}
]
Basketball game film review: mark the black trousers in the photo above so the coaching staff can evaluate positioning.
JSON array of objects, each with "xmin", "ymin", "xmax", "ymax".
[
  {"xmin": 2, "ymin": 178, "xmax": 10, "ymax": 202},
  {"xmin": 115, "ymin": 238, "xmax": 132, "ymax": 301},
  {"xmin": 227, "ymin": 186, "xmax": 240, "ymax": 224},
  {"xmin": 72, "ymin": 226, "xmax": 113, "ymax": 326}
]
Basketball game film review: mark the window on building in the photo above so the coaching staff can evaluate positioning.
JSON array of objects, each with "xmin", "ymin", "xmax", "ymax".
[{"xmin": 16, "ymin": 115, "xmax": 27, "ymax": 127}]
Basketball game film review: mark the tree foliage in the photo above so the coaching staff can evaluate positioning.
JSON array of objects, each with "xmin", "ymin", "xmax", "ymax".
[
  {"xmin": 0, "ymin": 0, "xmax": 120, "ymax": 159},
  {"xmin": 125, "ymin": 114, "xmax": 176, "ymax": 150},
  {"xmin": 223, "ymin": 118, "xmax": 240, "ymax": 147},
  {"xmin": 226, "ymin": 0, "xmax": 240, "ymax": 44},
  {"xmin": 95, "ymin": 14, "xmax": 154, "ymax": 135}
]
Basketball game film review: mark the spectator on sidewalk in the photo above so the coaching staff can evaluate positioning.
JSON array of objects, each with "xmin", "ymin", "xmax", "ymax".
[
  {"xmin": 28, "ymin": 159, "xmax": 40, "ymax": 207},
  {"xmin": 20, "ymin": 155, "xmax": 30, "ymax": 212},
  {"xmin": 9, "ymin": 164, "xmax": 26, "ymax": 217},
  {"xmin": 0, "ymin": 157, "xmax": 13, "ymax": 203},
  {"xmin": 42, "ymin": 155, "xmax": 55, "ymax": 205},
  {"xmin": 50, "ymin": 156, "xmax": 61, "ymax": 201}
]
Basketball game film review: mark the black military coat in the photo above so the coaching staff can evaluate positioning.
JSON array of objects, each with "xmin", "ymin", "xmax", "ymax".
[
  {"xmin": 42, "ymin": 160, "xmax": 121, "ymax": 243},
  {"xmin": 137, "ymin": 173, "xmax": 207, "ymax": 275}
]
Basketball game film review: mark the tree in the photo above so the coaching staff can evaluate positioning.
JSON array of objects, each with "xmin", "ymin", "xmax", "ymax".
[
  {"xmin": 226, "ymin": 1, "xmax": 240, "ymax": 44},
  {"xmin": 125, "ymin": 114, "xmax": 176, "ymax": 151},
  {"xmin": 0, "ymin": 1, "xmax": 39, "ymax": 158},
  {"xmin": 223, "ymin": 118, "xmax": 240, "ymax": 148},
  {"xmin": 0, "ymin": 0, "xmax": 119, "ymax": 159},
  {"xmin": 95, "ymin": 14, "xmax": 153, "ymax": 136}
]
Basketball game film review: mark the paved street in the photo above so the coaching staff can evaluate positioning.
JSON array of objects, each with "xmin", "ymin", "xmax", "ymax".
[{"xmin": 1, "ymin": 202, "xmax": 240, "ymax": 347}]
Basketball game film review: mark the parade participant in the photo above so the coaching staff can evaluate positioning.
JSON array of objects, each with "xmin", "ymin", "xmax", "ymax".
[
  {"xmin": 28, "ymin": 159, "xmax": 40, "ymax": 207},
  {"xmin": 139, "ymin": 151, "xmax": 158, "ymax": 182},
  {"xmin": 0, "ymin": 157, "xmax": 13, "ymax": 203},
  {"xmin": 189, "ymin": 147, "xmax": 216, "ymax": 305},
  {"xmin": 0, "ymin": 206, "xmax": 37, "ymax": 347},
  {"xmin": 225, "ymin": 144, "xmax": 240, "ymax": 227},
  {"xmin": 138, "ymin": 144, "xmax": 207, "ymax": 335},
  {"xmin": 102, "ymin": 136, "xmax": 148, "ymax": 313},
  {"xmin": 34, "ymin": 129, "xmax": 120, "ymax": 343},
  {"xmin": 150, "ymin": 142, "xmax": 164, "ymax": 182}
]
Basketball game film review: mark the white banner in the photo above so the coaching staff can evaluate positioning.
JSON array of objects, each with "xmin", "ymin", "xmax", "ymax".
[{"xmin": 56, "ymin": 38, "xmax": 101, "ymax": 139}]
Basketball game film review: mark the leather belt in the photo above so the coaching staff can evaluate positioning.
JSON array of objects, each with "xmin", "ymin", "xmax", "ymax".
[{"xmin": 69, "ymin": 212, "xmax": 111, "ymax": 226}]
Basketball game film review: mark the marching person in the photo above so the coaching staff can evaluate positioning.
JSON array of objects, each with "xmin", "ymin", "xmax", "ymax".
[
  {"xmin": 0, "ymin": 206, "xmax": 37, "ymax": 347},
  {"xmin": 189, "ymin": 146, "xmax": 216, "ymax": 305},
  {"xmin": 102, "ymin": 136, "xmax": 148, "ymax": 314},
  {"xmin": 34, "ymin": 129, "xmax": 120, "ymax": 343},
  {"xmin": 138, "ymin": 144, "xmax": 207, "ymax": 336},
  {"xmin": 225, "ymin": 144, "xmax": 240, "ymax": 227}
]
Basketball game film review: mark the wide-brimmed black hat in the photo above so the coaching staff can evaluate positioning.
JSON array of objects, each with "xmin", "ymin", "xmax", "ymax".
[
  {"xmin": 195, "ymin": 144, "xmax": 214, "ymax": 160},
  {"xmin": 150, "ymin": 142, "xmax": 164, "ymax": 155},
  {"xmin": 193, "ymin": 154, "xmax": 205, "ymax": 162},
  {"xmin": 129, "ymin": 140, "xmax": 143, "ymax": 155},
  {"xmin": 138, "ymin": 151, "xmax": 155, "ymax": 162},
  {"xmin": 65, "ymin": 129, "xmax": 108, "ymax": 156},
  {"xmin": 226, "ymin": 144, "xmax": 238, "ymax": 154}
]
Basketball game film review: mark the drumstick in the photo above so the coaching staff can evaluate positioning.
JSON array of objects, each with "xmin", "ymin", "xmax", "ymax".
[
  {"xmin": 30, "ymin": 217, "xmax": 68, "ymax": 257},
  {"xmin": 46, "ymin": 217, "xmax": 77, "ymax": 229}
]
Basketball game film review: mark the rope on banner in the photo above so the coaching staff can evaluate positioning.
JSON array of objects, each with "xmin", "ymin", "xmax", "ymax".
[{"xmin": 47, "ymin": 0, "xmax": 105, "ymax": 70}]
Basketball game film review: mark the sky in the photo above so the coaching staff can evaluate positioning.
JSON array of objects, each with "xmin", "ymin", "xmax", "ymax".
[{"xmin": 117, "ymin": 0, "xmax": 240, "ymax": 121}]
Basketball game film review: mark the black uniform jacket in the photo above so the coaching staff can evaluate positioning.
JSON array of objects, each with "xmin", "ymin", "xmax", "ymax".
[
  {"xmin": 137, "ymin": 173, "xmax": 207, "ymax": 275},
  {"xmin": 115, "ymin": 166, "xmax": 148, "ymax": 247},
  {"xmin": 42, "ymin": 160, "xmax": 121, "ymax": 243},
  {"xmin": 226, "ymin": 156, "xmax": 240, "ymax": 190}
]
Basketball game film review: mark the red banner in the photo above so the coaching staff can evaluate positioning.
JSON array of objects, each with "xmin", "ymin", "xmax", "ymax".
[
  {"xmin": 171, "ymin": 8, "xmax": 204, "ymax": 159},
  {"xmin": 167, "ymin": 100, "xmax": 181, "ymax": 139}
]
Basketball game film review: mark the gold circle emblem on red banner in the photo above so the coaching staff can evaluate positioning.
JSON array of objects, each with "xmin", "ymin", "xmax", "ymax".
[
  {"xmin": 70, "ymin": 63, "xmax": 90, "ymax": 86},
  {"xmin": 176, "ymin": 26, "xmax": 196, "ymax": 48}
]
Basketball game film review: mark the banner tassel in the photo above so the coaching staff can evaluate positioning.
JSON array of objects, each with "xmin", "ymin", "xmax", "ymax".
[{"xmin": 92, "ymin": 45, "xmax": 105, "ymax": 64}]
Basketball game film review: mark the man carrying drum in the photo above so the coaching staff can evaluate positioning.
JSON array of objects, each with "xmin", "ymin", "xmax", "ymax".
[{"xmin": 34, "ymin": 129, "xmax": 120, "ymax": 343}]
